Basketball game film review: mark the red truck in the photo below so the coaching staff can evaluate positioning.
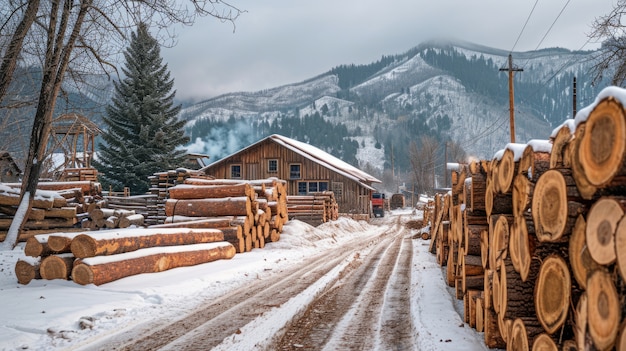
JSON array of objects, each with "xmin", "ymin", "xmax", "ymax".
[{"xmin": 371, "ymin": 192, "xmax": 385, "ymax": 217}]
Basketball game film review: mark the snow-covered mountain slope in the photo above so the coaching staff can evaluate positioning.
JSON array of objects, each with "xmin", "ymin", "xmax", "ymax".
[{"xmin": 180, "ymin": 39, "xmax": 601, "ymax": 165}]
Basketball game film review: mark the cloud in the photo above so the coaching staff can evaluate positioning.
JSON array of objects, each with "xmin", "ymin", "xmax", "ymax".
[{"xmin": 162, "ymin": 0, "xmax": 615, "ymax": 102}]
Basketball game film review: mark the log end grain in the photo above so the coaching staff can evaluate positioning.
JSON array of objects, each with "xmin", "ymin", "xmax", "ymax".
[
  {"xmin": 534, "ymin": 254, "xmax": 571, "ymax": 335},
  {"xmin": 587, "ymin": 269, "xmax": 620, "ymax": 351},
  {"xmin": 71, "ymin": 263, "xmax": 94, "ymax": 285},
  {"xmin": 15, "ymin": 260, "xmax": 40, "ymax": 285},
  {"xmin": 70, "ymin": 234, "xmax": 98, "ymax": 258}
]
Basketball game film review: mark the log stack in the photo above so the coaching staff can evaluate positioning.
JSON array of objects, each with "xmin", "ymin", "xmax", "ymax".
[
  {"xmin": 0, "ymin": 183, "xmax": 90, "ymax": 242},
  {"xmin": 15, "ymin": 227, "xmax": 236, "ymax": 286},
  {"xmin": 286, "ymin": 191, "xmax": 338, "ymax": 226},
  {"xmin": 152, "ymin": 177, "xmax": 289, "ymax": 253},
  {"xmin": 427, "ymin": 87, "xmax": 626, "ymax": 351}
]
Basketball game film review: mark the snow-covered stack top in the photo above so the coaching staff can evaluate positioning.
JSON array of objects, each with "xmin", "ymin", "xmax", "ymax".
[
  {"xmin": 550, "ymin": 119, "xmax": 575, "ymax": 139},
  {"xmin": 527, "ymin": 139, "xmax": 552, "ymax": 154},
  {"xmin": 575, "ymin": 86, "xmax": 626, "ymax": 127}
]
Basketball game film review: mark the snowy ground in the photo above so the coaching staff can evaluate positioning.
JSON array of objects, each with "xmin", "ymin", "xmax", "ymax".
[{"xmin": 0, "ymin": 209, "xmax": 489, "ymax": 351}]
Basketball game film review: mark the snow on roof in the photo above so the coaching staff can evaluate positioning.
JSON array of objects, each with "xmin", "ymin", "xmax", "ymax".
[{"xmin": 202, "ymin": 134, "xmax": 381, "ymax": 189}]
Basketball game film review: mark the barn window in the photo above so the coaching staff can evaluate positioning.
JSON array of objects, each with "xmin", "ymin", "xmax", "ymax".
[
  {"xmin": 289, "ymin": 164, "xmax": 301, "ymax": 179},
  {"xmin": 297, "ymin": 181, "xmax": 329, "ymax": 195},
  {"xmin": 332, "ymin": 182, "xmax": 343, "ymax": 202},
  {"xmin": 230, "ymin": 164, "xmax": 242, "ymax": 179},
  {"xmin": 268, "ymin": 159, "xmax": 278, "ymax": 173},
  {"xmin": 298, "ymin": 182, "xmax": 307, "ymax": 195}
]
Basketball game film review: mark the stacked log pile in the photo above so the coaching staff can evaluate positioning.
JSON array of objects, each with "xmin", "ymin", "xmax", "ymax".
[
  {"xmin": 286, "ymin": 191, "xmax": 338, "ymax": 226},
  {"xmin": 15, "ymin": 227, "xmax": 235, "ymax": 286},
  {"xmin": 427, "ymin": 88, "xmax": 626, "ymax": 351},
  {"xmin": 81, "ymin": 195, "xmax": 157, "ymax": 229},
  {"xmin": 149, "ymin": 168, "xmax": 214, "ymax": 222},
  {"xmin": 0, "ymin": 181, "xmax": 101, "ymax": 242},
  {"xmin": 151, "ymin": 177, "xmax": 289, "ymax": 253}
]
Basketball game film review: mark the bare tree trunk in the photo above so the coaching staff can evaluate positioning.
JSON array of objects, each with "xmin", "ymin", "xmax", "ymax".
[
  {"xmin": 0, "ymin": 0, "xmax": 40, "ymax": 105},
  {"xmin": 10, "ymin": 0, "xmax": 92, "ymax": 249}
]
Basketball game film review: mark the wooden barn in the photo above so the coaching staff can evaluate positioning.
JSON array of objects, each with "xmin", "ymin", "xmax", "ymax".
[
  {"xmin": 200, "ymin": 134, "xmax": 381, "ymax": 215},
  {"xmin": 0, "ymin": 151, "xmax": 21, "ymax": 183}
]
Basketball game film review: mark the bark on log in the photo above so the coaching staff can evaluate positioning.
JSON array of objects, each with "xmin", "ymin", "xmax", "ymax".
[
  {"xmin": 168, "ymin": 183, "xmax": 254, "ymax": 200},
  {"xmin": 40, "ymin": 254, "xmax": 74, "ymax": 280},
  {"xmin": 534, "ymin": 254, "xmax": 571, "ymax": 335},
  {"xmin": 587, "ymin": 269, "xmax": 620, "ymax": 351},
  {"xmin": 586, "ymin": 196, "xmax": 626, "ymax": 266},
  {"xmin": 70, "ymin": 228, "xmax": 225, "ymax": 258},
  {"xmin": 71, "ymin": 242, "xmax": 236, "ymax": 286},
  {"xmin": 165, "ymin": 197, "xmax": 252, "ymax": 217},
  {"xmin": 484, "ymin": 304, "xmax": 506, "ymax": 349},
  {"xmin": 15, "ymin": 259, "xmax": 41, "ymax": 285},
  {"xmin": 499, "ymin": 256, "xmax": 537, "ymax": 320},
  {"xmin": 569, "ymin": 215, "xmax": 600, "ymax": 289}
]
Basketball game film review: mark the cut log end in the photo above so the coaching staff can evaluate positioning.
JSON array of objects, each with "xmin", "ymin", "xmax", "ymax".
[
  {"xmin": 587, "ymin": 269, "xmax": 620, "ymax": 351},
  {"xmin": 534, "ymin": 254, "xmax": 571, "ymax": 335}
]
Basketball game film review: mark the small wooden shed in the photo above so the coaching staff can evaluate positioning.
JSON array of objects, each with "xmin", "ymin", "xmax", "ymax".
[
  {"xmin": 200, "ymin": 134, "xmax": 381, "ymax": 215},
  {"xmin": 0, "ymin": 150, "xmax": 22, "ymax": 183}
]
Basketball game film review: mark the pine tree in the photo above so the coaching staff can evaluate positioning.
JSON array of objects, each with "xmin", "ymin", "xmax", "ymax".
[{"xmin": 94, "ymin": 23, "xmax": 188, "ymax": 194}]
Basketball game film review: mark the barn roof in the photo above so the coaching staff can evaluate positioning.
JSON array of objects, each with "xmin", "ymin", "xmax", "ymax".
[{"xmin": 200, "ymin": 134, "xmax": 381, "ymax": 188}]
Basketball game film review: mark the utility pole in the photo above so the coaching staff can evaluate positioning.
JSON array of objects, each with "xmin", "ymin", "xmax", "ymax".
[
  {"xmin": 573, "ymin": 76, "xmax": 577, "ymax": 117},
  {"xmin": 500, "ymin": 54, "xmax": 523, "ymax": 143}
]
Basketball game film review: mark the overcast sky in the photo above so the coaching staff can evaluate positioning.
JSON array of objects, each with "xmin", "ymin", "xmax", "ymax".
[{"xmin": 161, "ymin": 1, "xmax": 616, "ymax": 102}]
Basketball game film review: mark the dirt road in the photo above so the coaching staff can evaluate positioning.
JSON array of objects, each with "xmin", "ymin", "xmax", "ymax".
[{"xmin": 84, "ymin": 214, "xmax": 416, "ymax": 350}]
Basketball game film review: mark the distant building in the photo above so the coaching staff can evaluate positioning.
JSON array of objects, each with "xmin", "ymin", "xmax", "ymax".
[
  {"xmin": 200, "ymin": 134, "xmax": 381, "ymax": 215},
  {"xmin": 0, "ymin": 151, "xmax": 22, "ymax": 183}
]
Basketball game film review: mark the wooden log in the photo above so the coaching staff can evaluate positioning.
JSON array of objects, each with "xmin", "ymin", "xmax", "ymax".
[
  {"xmin": 168, "ymin": 183, "xmax": 254, "ymax": 200},
  {"xmin": 165, "ymin": 197, "xmax": 251, "ymax": 217},
  {"xmin": 496, "ymin": 147, "xmax": 520, "ymax": 194},
  {"xmin": 570, "ymin": 123, "xmax": 601, "ymax": 200},
  {"xmin": 587, "ymin": 269, "xmax": 620, "ymax": 351},
  {"xmin": 519, "ymin": 141, "xmax": 551, "ymax": 182},
  {"xmin": 531, "ymin": 333, "xmax": 558, "ymax": 351},
  {"xmin": 485, "ymin": 178, "xmax": 513, "ymax": 217},
  {"xmin": 72, "ymin": 242, "xmax": 236, "ymax": 285},
  {"xmin": 40, "ymin": 254, "xmax": 74, "ymax": 280},
  {"xmin": 470, "ymin": 172, "xmax": 487, "ymax": 213},
  {"xmin": 531, "ymin": 169, "xmax": 587, "ymax": 243},
  {"xmin": 15, "ymin": 259, "xmax": 41, "ymax": 285},
  {"xmin": 118, "ymin": 213, "xmax": 145, "ymax": 228},
  {"xmin": 569, "ymin": 215, "xmax": 600, "ymax": 289},
  {"xmin": 511, "ymin": 214, "xmax": 539, "ymax": 282},
  {"xmin": 577, "ymin": 96, "xmax": 626, "ymax": 188},
  {"xmin": 89, "ymin": 208, "xmax": 115, "ymax": 221},
  {"xmin": 513, "ymin": 173, "xmax": 534, "ymax": 218},
  {"xmin": 549, "ymin": 120, "xmax": 574, "ymax": 169},
  {"xmin": 586, "ymin": 196, "xmax": 626, "ymax": 265},
  {"xmin": 499, "ymin": 255, "xmax": 538, "ymax": 321},
  {"xmin": 47, "ymin": 233, "xmax": 84, "ymax": 253},
  {"xmin": 0, "ymin": 217, "xmax": 76, "ymax": 231},
  {"xmin": 484, "ymin": 304, "xmax": 506, "ymax": 349},
  {"xmin": 476, "ymin": 296, "xmax": 485, "ymax": 332},
  {"xmin": 534, "ymin": 254, "xmax": 571, "ymax": 335},
  {"xmin": 490, "ymin": 214, "xmax": 513, "ymax": 273},
  {"xmin": 70, "ymin": 228, "xmax": 226, "ymax": 258},
  {"xmin": 575, "ymin": 292, "xmax": 594, "ymax": 351},
  {"xmin": 508, "ymin": 317, "xmax": 545, "ymax": 351},
  {"xmin": 24, "ymin": 236, "xmax": 52, "ymax": 257}
]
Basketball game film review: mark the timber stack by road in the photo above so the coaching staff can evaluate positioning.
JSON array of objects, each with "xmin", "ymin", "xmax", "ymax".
[
  {"xmin": 13, "ymin": 175, "xmax": 292, "ymax": 285},
  {"xmin": 426, "ymin": 88, "xmax": 626, "ymax": 351}
]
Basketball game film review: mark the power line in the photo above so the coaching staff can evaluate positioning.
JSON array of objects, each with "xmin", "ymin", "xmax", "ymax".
[{"xmin": 511, "ymin": 0, "xmax": 540, "ymax": 53}]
